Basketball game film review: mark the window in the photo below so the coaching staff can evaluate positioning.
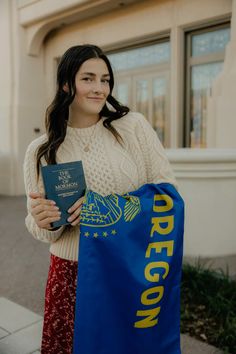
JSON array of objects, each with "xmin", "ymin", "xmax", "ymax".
[
  {"xmin": 185, "ymin": 24, "xmax": 231, "ymax": 148},
  {"xmin": 107, "ymin": 40, "xmax": 171, "ymax": 146}
]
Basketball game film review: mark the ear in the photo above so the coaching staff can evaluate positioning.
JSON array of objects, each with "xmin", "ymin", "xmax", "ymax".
[{"xmin": 63, "ymin": 83, "xmax": 69, "ymax": 92}]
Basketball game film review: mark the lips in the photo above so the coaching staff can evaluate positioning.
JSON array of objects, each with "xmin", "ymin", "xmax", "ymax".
[{"xmin": 87, "ymin": 97, "xmax": 104, "ymax": 101}]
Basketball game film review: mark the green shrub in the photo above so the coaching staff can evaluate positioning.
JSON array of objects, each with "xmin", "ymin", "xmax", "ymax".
[{"xmin": 181, "ymin": 263, "xmax": 236, "ymax": 354}]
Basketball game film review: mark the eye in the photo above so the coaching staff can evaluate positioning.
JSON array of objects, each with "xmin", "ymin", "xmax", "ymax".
[
  {"xmin": 82, "ymin": 77, "xmax": 92, "ymax": 82},
  {"xmin": 102, "ymin": 79, "xmax": 110, "ymax": 84}
]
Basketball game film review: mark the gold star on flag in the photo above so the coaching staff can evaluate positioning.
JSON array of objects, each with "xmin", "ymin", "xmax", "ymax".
[
  {"xmin": 93, "ymin": 232, "xmax": 99, "ymax": 238},
  {"xmin": 111, "ymin": 230, "xmax": 117, "ymax": 235},
  {"xmin": 103, "ymin": 232, "xmax": 108, "ymax": 237},
  {"xmin": 84, "ymin": 232, "xmax": 89, "ymax": 237}
]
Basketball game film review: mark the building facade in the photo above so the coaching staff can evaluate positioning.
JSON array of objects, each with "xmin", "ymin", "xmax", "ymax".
[{"xmin": 1, "ymin": 0, "xmax": 236, "ymax": 257}]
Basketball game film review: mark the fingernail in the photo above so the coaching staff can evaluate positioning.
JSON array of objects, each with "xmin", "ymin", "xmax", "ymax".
[
  {"xmin": 51, "ymin": 201, "xmax": 56, "ymax": 205},
  {"xmin": 68, "ymin": 208, "xmax": 71, "ymax": 213},
  {"xmin": 68, "ymin": 217, "xmax": 72, "ymax": 222}
]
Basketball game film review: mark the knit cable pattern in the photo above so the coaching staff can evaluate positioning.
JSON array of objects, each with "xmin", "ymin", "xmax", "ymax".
[{"xmin": 23, "ymin": 112, "xmax": 176, "ymax": 261}]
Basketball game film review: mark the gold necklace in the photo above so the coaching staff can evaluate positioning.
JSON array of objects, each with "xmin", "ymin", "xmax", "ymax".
[{"xmin": 79, "ymin": 123, "xmax": 98, "ymax": 153}]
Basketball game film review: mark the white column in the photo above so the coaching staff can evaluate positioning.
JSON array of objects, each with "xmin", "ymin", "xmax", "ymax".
[
  {"xmin": 0, "ymin": 0, "xmax": 46, "ymax": 195},
  {"xmin": 207, "ymin": 0, "xmax": 236, "ymax": 148},
  {"xmin": 0, "ymin": 0, "xmax": 15, "ymax": 194},
  {"xmin": 170, "ymin": 26, "xmax": 184, "ymax": 148}
]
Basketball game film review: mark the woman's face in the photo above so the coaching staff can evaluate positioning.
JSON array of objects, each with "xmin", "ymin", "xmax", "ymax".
[{"xmin": 71, "ymin": 58, "xmax": 111, "ymax": 117}]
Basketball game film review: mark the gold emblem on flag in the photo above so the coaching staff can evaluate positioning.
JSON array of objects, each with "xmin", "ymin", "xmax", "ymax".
[
  {"xmin": 80, "ymin": 191, "xmax": 122, "ymax": 227},
  {"xmin": 123, "ymin": 195, "xmax": 141, "ymax": 222},
  {"xmin": 80, "ymin": 191, "xmax": 141, "ymax": 229}
]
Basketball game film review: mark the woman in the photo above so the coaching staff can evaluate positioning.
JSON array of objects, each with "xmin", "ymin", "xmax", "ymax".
[{"xmin": 23, "ymin": 44, "xmax": 177, "ymax": 353}]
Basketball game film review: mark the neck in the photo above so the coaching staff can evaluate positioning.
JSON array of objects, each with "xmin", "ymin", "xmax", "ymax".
[{"xmin": 68, "ymin": 108, "xmax": 100, "ymax": 128}]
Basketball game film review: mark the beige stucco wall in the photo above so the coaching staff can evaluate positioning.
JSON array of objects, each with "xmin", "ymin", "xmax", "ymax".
[
  {"xmin": 207, "ymin": 0, "xmax": 236, "ymax": 148},
  {"xmin": 169, "ymin": 148, "xmax": 236, "ymax": 257},
  {"xmin": 0, "ymin": 0, "xmax": 230, "ymax": 197},
  {"xmin": 0, "ymin": 0, "xmax": 47, "ymax": 195},
  {"xmin": 0, "ymin": 1, "xmax": 13, "ymax": 194}
]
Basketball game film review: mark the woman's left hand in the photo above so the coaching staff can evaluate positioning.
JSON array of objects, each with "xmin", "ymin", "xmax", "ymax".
[{"xmin": 67, "ymin": 196, "xmax": 85, "ymax": 226}]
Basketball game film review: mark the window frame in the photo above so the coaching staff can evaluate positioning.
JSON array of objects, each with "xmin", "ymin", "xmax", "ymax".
[
  {"xmin": 105, "ymin": 35, "xmax": 171, "ymax": 146},
  {"xmin": 184, "ymin": 21, "xmax": 231, "ymax": 148}
]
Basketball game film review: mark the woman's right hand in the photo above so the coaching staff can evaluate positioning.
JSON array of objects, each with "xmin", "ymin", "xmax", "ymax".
[{"xmin": 29, "ymin": 192, "xmax": 61, "ymax": 230}]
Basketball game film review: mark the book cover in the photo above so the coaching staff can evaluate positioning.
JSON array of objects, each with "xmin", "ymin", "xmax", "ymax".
[{"xmin": 41, "ymin": 161, "xmax": 86, "ymax": 227}]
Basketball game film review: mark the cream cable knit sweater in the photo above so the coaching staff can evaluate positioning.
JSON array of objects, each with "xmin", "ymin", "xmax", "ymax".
[{"xmin": 23, "ymin": 112, "xmax": 177, "ymax": 261}]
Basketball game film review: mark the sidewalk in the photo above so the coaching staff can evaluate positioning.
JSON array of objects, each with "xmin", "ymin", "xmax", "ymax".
[
  {"xmin": 0, "ymin": 298, "xmax": 42, "ymax": 354},
  {"xmin": 0, "ymin": 195, "xmax": 233, "ymax": 354},
  {"xmin": 0, "ymin": 296, "xmax": 224, "ymax": 354}
]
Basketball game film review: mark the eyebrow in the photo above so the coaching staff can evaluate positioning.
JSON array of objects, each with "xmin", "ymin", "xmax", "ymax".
[{"xmin": 81, "ymin": 72, "xmax": 110, "ymax": 77}]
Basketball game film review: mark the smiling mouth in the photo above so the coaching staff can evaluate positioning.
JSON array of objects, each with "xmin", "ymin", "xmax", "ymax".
[
  {"xmin": 87, "ymin": 98, "xmax": 104, "ymax": 101},
  {"xmin": 87, "ymin": 98, "xmax": 105, "ymax": 104}
]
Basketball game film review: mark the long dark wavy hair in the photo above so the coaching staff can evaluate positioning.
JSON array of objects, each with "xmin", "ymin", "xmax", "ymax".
[{"xmin": 36, "ymin": 44, "xmax": 129, "ymax": 177}]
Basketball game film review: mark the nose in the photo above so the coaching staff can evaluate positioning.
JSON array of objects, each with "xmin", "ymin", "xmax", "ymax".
[{"xmin": 92, "ymin": 80, "xmax": 104, "ymax": 94}]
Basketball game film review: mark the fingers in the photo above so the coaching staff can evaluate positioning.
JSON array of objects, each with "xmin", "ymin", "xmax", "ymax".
[
  {"xmin": 67, "ymin": 207, "xmax": 81, "ymax": 226},
  {"xmin": 29, "ymin": 192, "xmax": 44, "ymax": 199},
  {"xmin": 35, "ymin": 215, "xmax": 62, "ymax": 229},
  {"xmin": 34, "ymin": 207, "xmax": 61, "ymax": 221},
  {"xmin": 69, "ymin": 215, "xmax": 81, "ymax": 227},
  {"xmin": 67, "ymin": 196, "xmax": 85, "ymax": 227},
  {"xmin": 31, "ymin": 199, "xmax": 57, "ymax": 213},
  {"xmin": 31, "ymin": 203, "xmax": 61, "ymax": 228},
  {"xmin": 31, "ymin": 197, "xmax": 56, "ymax": 208},
  {"xmin": 68, "ymin": 196, "xmax": 85, "ymax": 213},
  {"xmin": 29, "ymin": 193, "xmax": 61, "ymax": 230},
  {"xmin": 29, "ymin": 193, "xmax": 85, "ymax": 229}
]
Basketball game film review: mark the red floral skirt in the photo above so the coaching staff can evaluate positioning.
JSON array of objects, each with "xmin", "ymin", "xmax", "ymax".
[{"xmin": 41, "ymin": 254, "xmax": 78, "ymax": 354}]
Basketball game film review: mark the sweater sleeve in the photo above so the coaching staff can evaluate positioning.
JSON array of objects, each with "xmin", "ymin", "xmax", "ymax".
[
  {"xmin": 135, "ymin": 113, "xmax": 177, "ymax": 188},
  {"xmin": 23, "ymin": 138, "xmax": 65, "ymax": 243}
]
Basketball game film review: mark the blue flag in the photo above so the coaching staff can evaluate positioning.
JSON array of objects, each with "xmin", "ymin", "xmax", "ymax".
[{"xmin": 73, "ymin": 183, "xmax": 184, "ymax": 354}]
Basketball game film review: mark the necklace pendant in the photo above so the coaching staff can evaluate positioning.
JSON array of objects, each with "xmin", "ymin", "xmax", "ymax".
[{"xmin": 84, "ymin": 146, "xmax": 90, "ymax": 152}]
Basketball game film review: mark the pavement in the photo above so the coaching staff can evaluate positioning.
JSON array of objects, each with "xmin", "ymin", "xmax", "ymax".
[{"xmin": 0, "ymin": 195, "xmax": 235, "ymax": 354}]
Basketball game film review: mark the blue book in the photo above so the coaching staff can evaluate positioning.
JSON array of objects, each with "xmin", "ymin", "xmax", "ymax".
[{"xmin": 41, "ymin": 161, "xmax": 86, "ymax": 227}]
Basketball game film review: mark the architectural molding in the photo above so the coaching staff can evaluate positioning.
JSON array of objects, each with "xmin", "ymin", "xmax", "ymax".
[
  {"xmin": 167, "ymin": 149, "xmax": 236, "ymax": 179},
  {"xmin": 19, "ymin": 0, "xmax": 144, "ymax": 56}
]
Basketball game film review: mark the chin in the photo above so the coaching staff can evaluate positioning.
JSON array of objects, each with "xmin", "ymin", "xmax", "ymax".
[{"xmin": 87, "ymin": 105, "xmax": 104, "ymax": 114}]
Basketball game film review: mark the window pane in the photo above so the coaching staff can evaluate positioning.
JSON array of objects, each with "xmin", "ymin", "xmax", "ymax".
[
  {"xmin": 153, "ymin": 77, "xmax": 167, "ymax": 143},
  {"xmin": 136, "ymin": 79, "xmax": 149, "ymax": 118},
  {"xmin": 190, "ymin": 62, "xmax": 223, "ymax": 147},
  {"xmin": 116, "ymin": 82, "xmax": 130, "ymax": 106},
  {"xmin": 107, "ymin": 41, "xmax": 170, "ymax": 146},
  {"xmin": 192, "ymin": 28, "xmax": 230, "ymax": 57},
  {"xmin": 108, "ymin": 42, "xmax": 170, "ymax": 71}
]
